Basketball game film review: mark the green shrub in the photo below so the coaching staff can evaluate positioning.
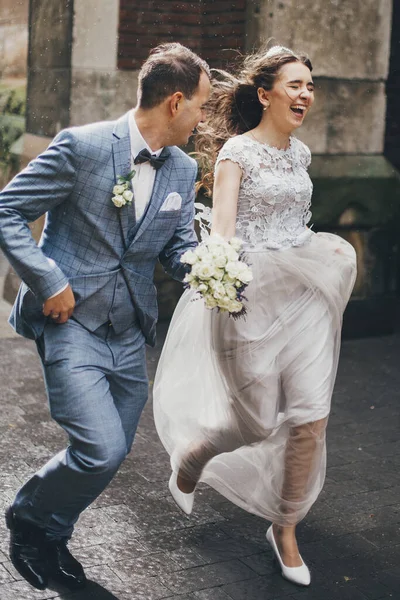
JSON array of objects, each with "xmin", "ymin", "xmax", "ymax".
[
  {"xmin": 0, "ymin": 85, "xmax": 26, "ymax": 178},
  {"xmin": 0, "ymin": 112, "xmax": 24, "ymax": 156},
  {"xmin": 0, "ymin": 86, "xmax": 26, "ymax": 116}
]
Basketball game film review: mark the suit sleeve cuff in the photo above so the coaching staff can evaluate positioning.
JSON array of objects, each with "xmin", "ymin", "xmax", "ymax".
[
  {"xmin": 29, "ymin": 260, "xmax": 69, "ymax": 303},
  {"xmin": 47, "ymin": 282, "xmax": 69, "ymax": 299}
]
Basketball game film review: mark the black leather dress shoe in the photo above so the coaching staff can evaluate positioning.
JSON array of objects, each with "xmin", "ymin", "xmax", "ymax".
[
  {"xmin": 46, "ymin": 539, "xmax": 87, "ymax": 589},
  {"xmin": 5, "ymin": 506, "xmax": 49, "ymax": 590}
]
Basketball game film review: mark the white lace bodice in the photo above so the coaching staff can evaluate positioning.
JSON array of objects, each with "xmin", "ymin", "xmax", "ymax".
[{"xmin": 215, "ymin": 135, "xmax": 313, "ymax": 250}]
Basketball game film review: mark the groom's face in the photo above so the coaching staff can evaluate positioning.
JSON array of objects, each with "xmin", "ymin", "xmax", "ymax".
[{"xmin": 171, "ymin": 71, "xmax": 211, "ymax": 145}]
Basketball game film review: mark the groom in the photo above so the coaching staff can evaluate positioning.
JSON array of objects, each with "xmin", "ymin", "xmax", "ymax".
[{"xmin": 0, "ymin": 43, "xmax": 210, "ymax": 590}]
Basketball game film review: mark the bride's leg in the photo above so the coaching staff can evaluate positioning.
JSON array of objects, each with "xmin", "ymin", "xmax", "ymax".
[
  {"xmin": 177, "ymin": 443, "xmax": 218, "ymax": 493},
  {"xmin": 176, "ymin": 321, "xmax": 280, "ymax": 494},
  {"xmin": 176, "ymin": 424, "xmax": 253, "ymax": 493},
  {"xmin": 274, "ymin": 417, "xmax": 328, "ymax": 567},
  {"xmin": 177, "ymin": 410, "xmax": 271, "ymax": 493}
]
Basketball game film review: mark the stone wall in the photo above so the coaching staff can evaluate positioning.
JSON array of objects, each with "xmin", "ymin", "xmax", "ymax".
[
  {"xmin": 246, "ymin": 0, "xmax": 393, "ymax": 154},
  {"xmin": 69, "ymin": 0, "xmax": 246, "ymax": 126},
  {"xmin": 7, "ymin": 0, "xmax": 398, "ymax": 327},
  {"xmin": 70, "ymin": 0, "xmax": 138, "ymax": 126},
  {"xmin": 28, "ymin": 0, "xmax": 395, "ymax": 155},
  {"xmin": 27, "ymin": 0, "xmax": 73, "ymax": 136},
  {"xmin": 0, "ymin": 0, "xmax": 28, "ymax": 78},
  {"xmin": 70, "ymin": 0, "xmax": 246, "ymax": 125},
  {"xmin": 117, "ymin": 0, "xmax": 247, "ymax": 69}
]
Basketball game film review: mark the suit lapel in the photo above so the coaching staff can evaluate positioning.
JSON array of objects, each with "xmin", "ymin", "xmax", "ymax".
[
  {"xmin": 129, "ymin": 154, "xmax": 173, "ymax": 246},
  {"xmin": 112, "ymin": 113, "xmax": 132, "ymax": 248}
]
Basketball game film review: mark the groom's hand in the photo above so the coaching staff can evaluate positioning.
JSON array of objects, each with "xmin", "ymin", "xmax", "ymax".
[{"xmin": 43, "ymin": 285, "xmax": 75, "ymax": 324}]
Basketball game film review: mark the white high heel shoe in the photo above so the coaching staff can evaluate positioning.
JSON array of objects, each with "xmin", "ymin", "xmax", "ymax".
[
  {"xmin": 266, "ymin": 525, "xmax": 311, "ymax": 586},
  {"xmin": 168, "ymin": 470, "xmax": 195, "ymax": 515}
]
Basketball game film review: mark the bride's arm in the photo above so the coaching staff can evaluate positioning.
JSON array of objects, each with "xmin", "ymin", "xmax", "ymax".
[{"xmin": 210, "ymin": 160, "xmax": 242, "ymax": 240}]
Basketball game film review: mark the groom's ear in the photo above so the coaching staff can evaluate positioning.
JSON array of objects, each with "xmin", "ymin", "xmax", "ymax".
[{"xmin": 169, "ymin": 91, "xmax": 184, "ymax": 116}]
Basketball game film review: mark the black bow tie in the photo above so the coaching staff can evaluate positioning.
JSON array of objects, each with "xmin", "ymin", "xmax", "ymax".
[{"xmin": 134, "ymin": 147, "xmax": 170, "ymax": 170}]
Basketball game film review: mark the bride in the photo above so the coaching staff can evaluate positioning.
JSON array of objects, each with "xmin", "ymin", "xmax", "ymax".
[{"xmin": 153, "ymin": 45, "xmax": 356, "ymax": 586}]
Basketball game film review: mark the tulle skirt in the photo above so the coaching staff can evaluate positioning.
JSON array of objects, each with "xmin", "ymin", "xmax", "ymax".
[{"xmin": 153, "ymin": 232, "xmax": 357, "ymax": 525}]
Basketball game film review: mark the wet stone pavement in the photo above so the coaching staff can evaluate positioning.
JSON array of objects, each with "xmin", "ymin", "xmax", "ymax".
[{"xmin": 0, "ymin": 322, "xmax": 399, "ymax": 600}]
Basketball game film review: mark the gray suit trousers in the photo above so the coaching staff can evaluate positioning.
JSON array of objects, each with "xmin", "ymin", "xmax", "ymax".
[{"xmin": 12, "ymin": 318, "xmax": 148, "ymax": 539}]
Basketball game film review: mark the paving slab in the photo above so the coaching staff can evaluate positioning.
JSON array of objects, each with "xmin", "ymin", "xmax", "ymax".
[{"xmin": 0, "ymin": 315, "xmax": 399, "ymax": 599}]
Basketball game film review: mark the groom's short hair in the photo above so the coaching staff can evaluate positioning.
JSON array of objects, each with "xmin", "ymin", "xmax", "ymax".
[{"xmin": 138, "ymin": 43, "xmax": 210, "ymax": 109}]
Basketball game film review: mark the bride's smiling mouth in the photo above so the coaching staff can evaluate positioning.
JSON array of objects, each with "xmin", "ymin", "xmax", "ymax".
[{"xmin": 290, "ymin": 104, "xmax": 307, "ymax": 117}]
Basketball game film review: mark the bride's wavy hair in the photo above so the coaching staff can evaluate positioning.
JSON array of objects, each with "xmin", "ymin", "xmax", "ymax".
[{"xmin": 194, "ymin": 45, "xmax": 312, "ymax": 195}]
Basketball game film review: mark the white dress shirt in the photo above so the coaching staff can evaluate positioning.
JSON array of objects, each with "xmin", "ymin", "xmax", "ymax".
[{"xmin": 129, "ymin": 110, "xmax": 163, "ymax": 222}]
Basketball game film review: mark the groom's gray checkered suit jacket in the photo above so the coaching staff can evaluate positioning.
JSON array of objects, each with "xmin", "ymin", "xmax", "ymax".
[{"xmin": 0, "ymin": 112, "xmax": 198, "ymax": 346}]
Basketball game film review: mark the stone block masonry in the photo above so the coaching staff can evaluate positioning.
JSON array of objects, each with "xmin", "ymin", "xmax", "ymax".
[{"xmin": 118, "ymin": 0, "xmax": 247, "ymax": 69}]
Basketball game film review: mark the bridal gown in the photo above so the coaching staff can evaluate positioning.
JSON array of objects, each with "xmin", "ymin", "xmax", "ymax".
[{"xmin": 153, "ymin": 135, "xmax": 357, "ymax": 525}]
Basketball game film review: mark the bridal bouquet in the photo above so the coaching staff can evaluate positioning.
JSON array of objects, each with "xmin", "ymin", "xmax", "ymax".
[{"xmin": 180, "ymin": 235, "xmax": 253, "ymax": 317}]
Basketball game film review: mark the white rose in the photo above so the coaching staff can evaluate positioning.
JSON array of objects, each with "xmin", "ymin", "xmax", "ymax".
[
  {"xmin": 198, "ymin": 254, "xmax": 214, "ymax": 266},
  {"xmin": 191, "ymin": 263, "xmax": 201, "ymax": 278},
  {"xmin": 229, "ymin": 237, "xmax": 243, "ymax": 252},
  {"xmin": 212, "ymin": 281, "xmax": 226, "ymax": 300},
  {"xmin": 195, "ymin": 244, "xmax": 210, "ymax": 259},
  {"xmin": 225, "ymin": 284, "xmax": 237, "ymax": 300},
  {"xmin": 213, "ymin": 267, "xmax": 225, "ymax": 280},
  {"xmin": 184, "ymin": 274, "xmax": 199, "ymax": 290},
  {"xmin": 217, "ymin": 297, "xmax": 233, "ymax": 311},
  {"xmin": 225, "ymin": 261, "xmax": 241, "ymax": 278},
  {"xmin": 180, "ymin": 250, "xmax": 198, "ymax": 265},
  {"xmin": 113, "ymin": 184, "xmax": 126, "ymax": 195},
  {"xmin": 228, "ymin": 299, "xmax": 243, "ymax": 313},
  {"xmin": 184, "ymin": 273, "xmax": 195, "ymax": 284},
  {"xmin": 112, "ymin": 195, "xmax": 126, "ymax": 208},
  {"xmin": 237, "ymin": 264, "xmax": 253, "ymax": 284},
  {"xmin": 197, "ymin": 263, "xmax": 216, "ymax": 280},
  {"xmin": 198, "ymin": 283, "xmax": 208, "ymax": 293},
  {"xmin": 209, "ymin": 244, "xmax": 225, "ymax": 258},
  {"xmin": 122, "ymin": 190, "xmax": 134, "ymax": 203},
  {"xmin": 214, "ymin": 255, "xmax": 227, "ymax": 268},
  {"xmin": 223, "ymin": 273, "xmax": 236, "ymax": 284},
  {"xmin": 225, "ymin": 246, "xmax": 239, "ymax": 262},
  {"xmin": 204, "ymin": 295, "xmax": 218, "ymax": 309}
]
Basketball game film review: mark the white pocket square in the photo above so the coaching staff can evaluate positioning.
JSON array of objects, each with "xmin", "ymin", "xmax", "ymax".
[{"xmin": 160, "ymin": 192, "xmax": 182, "ymax": 211}]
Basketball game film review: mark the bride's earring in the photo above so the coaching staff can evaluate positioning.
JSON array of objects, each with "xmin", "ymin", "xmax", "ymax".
[{"xmin": 263, "ymin": 102, "xmax": 270, "ymax": 111}]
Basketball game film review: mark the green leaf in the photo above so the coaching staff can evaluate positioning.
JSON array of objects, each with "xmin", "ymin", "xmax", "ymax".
[{"xmin": 116, "ymin": 169, "xmax": 136, "ymax": 185}]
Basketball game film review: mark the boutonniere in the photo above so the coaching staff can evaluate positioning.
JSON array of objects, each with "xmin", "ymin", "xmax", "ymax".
[{"xmin": 111, "ymin": 170, "xmax": 136, "ymax": 208}]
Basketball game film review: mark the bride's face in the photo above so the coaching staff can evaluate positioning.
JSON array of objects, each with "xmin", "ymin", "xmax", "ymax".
[{"xmin": 262, "ymin": 62, "xmax": 315, "ymax": 133}]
